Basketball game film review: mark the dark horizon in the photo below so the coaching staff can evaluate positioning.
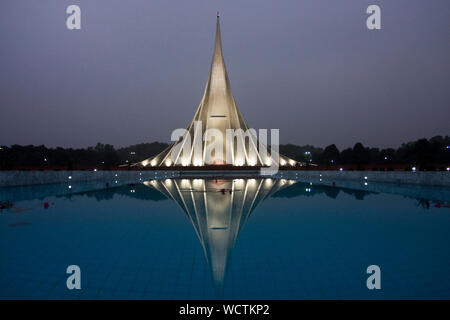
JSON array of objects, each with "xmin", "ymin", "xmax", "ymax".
[
  {"xmin": 2, "ymin": 135, "xmax": 449, "ymax": 171},
  {"xmin": 1, "ymin": 1, "xmax": 449, "ymax": 150}
]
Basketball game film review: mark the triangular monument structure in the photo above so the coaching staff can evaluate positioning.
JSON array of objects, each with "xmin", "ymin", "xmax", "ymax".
[{"xmin": 137, "ymin": 14, "xmax": 300, "ymax": 168}]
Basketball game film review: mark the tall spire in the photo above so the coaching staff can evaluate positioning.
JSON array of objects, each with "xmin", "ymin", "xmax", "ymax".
[
  {"xmin": 145, "ymin": 178, "xmax": 297, "ymax": 295},
  {"xmin": 212, "ymin": 11, "xmax": 225, "ymax": 75},
  {"xmin": 135, "ymin": 15, "xmax": 299, "ymax": 168},
  {"xmin": 204, "ymin": 11, "xmax": 234, "ymax": 126}
]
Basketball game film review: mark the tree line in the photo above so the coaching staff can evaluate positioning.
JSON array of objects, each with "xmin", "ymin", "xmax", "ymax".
[
  {"xmin": 280, "ymin": 136, "xmax": 450, "ymax": 170},
  {"xmin": 0, "ymin": 136, "xmax": 449, "ymax": 170}
]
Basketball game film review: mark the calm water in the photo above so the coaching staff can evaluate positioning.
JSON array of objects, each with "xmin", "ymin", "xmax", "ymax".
[{"xmin": 1, "ymin": 177, "xmax": 450, "ymax": 299}]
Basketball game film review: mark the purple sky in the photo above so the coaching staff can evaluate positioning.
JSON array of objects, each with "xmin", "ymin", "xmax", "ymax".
[{"xmin": 1, "ymin": 0, "xmax": 449, "ymax": 149}]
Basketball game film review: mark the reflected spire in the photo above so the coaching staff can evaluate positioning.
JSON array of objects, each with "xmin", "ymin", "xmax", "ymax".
[{"xmin": 144, "ymin": 177, "xmax": 296, "ymax": 294}]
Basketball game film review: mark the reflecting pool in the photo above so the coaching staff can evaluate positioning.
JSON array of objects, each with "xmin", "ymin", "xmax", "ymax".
[{"xmin": 1, "ymin": 177, "xmax": 450, "ymax": 299}]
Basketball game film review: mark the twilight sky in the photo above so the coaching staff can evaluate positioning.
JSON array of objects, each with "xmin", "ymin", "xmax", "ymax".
[{"xmin": 0, "ymin": 0, "xmax": 449, "ymax": 149}]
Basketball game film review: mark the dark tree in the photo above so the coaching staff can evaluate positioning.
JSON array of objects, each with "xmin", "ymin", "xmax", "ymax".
[
  {"xmin": 352, "ymin": 142, "xmax": 370, "ymax": 168},
  {"xmin": 1, "ymin": 136, "xmax": 449, "ymax": 169},
  {"xmin": 322, "ymin": 144, "xmax": 340, "ymax": 165}
]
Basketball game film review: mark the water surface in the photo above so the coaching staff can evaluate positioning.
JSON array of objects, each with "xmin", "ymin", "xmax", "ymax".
[{"xmin": 1, "ymin": 178, "xmax": 449, "ymax": 299}]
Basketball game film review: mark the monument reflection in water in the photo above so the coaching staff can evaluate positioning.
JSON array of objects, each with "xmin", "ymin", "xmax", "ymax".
[{"xmin": 143, "ymin": 177, "xmax": 295, "ymax": 294}]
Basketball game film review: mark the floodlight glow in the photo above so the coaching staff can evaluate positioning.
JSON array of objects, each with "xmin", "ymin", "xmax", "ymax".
[
  {"xmin": 193, "ymin": 160, "xmax": 202, "ymax": 166},
  {"xmin": 181, "ymin": 179, "xmax": 189, "ymax": 188},
  {"xmin": 193, "ymin": 179, "xmax": 202, "ymax": 188}
]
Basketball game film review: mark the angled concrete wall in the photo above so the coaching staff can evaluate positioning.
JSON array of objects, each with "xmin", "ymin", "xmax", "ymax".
[
  {"xmin": 278, "ymin": 171, "xmax": 450, "ymax": 187},
  {"xmin": 0, "ymin": 170, "xmax": 449, "ymax": 188},
  {"xmin": 0, "ymin": 170, "xmax": 178, "ymax": 188}
]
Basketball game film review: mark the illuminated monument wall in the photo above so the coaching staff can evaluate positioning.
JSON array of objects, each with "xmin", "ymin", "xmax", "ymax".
[
  {"xmin": 138, "ymin": 15, "xmax": 297, "ymax": 168},
  {"xmin": 144, "ymin": 178, "xmax": 295, "ymax": 293}
]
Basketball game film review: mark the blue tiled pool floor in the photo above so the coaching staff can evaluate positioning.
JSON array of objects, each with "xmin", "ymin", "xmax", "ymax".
[{"xmin": 1, "ymin": 179, "xmax": 450, "ymax": 299}]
